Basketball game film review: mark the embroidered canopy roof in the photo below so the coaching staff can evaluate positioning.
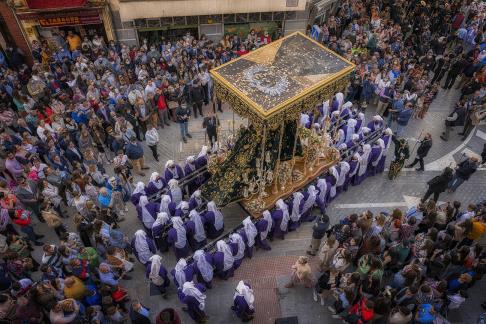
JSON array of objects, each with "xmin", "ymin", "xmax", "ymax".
[{"xmin": 211, "ymin": 32, "xmax": 355, "ymax": 128}]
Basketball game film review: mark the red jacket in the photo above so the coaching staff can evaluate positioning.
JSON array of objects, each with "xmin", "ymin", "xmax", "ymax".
[{"xmin": 13, "ymin": 210, "xmax": 31, "ymax": 226}]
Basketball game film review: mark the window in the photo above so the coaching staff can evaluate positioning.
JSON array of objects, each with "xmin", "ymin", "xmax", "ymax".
[
  {"xmin": 161, "ymin": 17, "xmax": 173, "ymax": 25},
  {"xmin": 223, "ymin": 14, "xmax": 235, "ymax": 23},
  {"xmin": 235, "ymin": 13, "xmax": 248, "ymax": 23},
  {"xmin": 286, "ymin": 0, "xmax": 299, "ymax": 7},
  {"xmin": 249, "ymin": 12, "xmax": 260, "ymax": 22}
]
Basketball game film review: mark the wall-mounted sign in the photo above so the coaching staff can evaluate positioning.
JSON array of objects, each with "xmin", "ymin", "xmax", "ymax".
[
  {"xmin": 26, "ymin": 0, "xmax": 87, "ymax": 10},
  {"xmin": 17, "ymin": 9, "xmax": 101, "ymax": 27}
]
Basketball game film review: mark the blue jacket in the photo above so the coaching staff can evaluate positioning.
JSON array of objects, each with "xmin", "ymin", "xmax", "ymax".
[
  {"xmin": 397, "ymin": 108, "xmax": 413, "ymax": 126},
  {"xmin": 125, "ymin": 142, "xmax": 144, "ymax": 160}
]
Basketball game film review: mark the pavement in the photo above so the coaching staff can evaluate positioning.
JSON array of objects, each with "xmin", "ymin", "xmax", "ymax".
[{"xmin": 27, "ymin": 85, "xmax": 486, "ymax": 324}]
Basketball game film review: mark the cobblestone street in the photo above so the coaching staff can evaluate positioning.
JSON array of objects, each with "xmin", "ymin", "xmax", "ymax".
[{"xmin": 28, "ymin": 87, "xmax": 486, "ymax": 324}]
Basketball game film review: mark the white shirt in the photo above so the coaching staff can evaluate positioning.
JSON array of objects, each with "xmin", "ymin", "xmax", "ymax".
[{"xmin": 145, "ymin": 128, "xmax": 159, "ymax": 146}]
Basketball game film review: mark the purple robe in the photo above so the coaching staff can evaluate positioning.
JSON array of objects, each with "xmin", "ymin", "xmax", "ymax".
[
  {"xmin": 130, "ymin": 192, "xmax": 144, "ymax": 206},
  {"xmin": 146, "ymin": 180, "xmax": 166, "ymax": 196},
  {"xmin": 367, "ymin": 146, "xmax": 382, "ymax": 176},
  {"xmin": 201, "ymin": 211, "xmax": 224, "ymax": 239},
  {"xmin": 325, "ymin": 174, "xmax": 338, "ymax": 203},
  {"xmin": 145, "ymin": 261, "xmax": 170, "ymax": 289},
  {"xmin": 239, "ymin": 229, "xmax": 254, "ymax": 259},
  {"xmin": 233, "ymin": 283, "xmax": 255, "ymax": 320},
  {"xmin": 367, "ymin": 121, "xmax": 383, "ymax": 133},
  {"xmin": 186, "ymin": 220, "xmax": 207, "ymax": 250},
  {"xmin": 230, "ymin": 242, "xmax": 244, "ymax": 270},
  {"xmin": 287, "ymin": 197, "xmax": 304, "ymax": 231},
  {"xmin": 164, "ymin": 165, "xmax": 184, "ymax": 183},
  {"xmin": 300, "ymin": 191, "xmax": 316, "ymax": 222},
  {"xmin": 271, "ymin": 209, "xmax": 286, "ymax": 240},
  {"xmin": 177, "ymin": 283, "xmax": 207, "ymax": 322},
  {"xmin": 171, "ymin": 264, "xmax": 194, "ymax": 288},
  {"xmin": 167, "ymin": 202, "xmax": 176, "ymax": 217},
  {"xmin": 377, "ymin": 135, "xmax": 391, "ymax": 173},
  {"xmin": 255, "ymin": 219, "xmax": 271, "ymax": 250},
  {"xmin": 152, "ymin": 223, "xmax": 169, "ymax": 252},
  {"xmin": 189, "ymin": 197, "xmax": 201, "ymax": 210},
  {"xmin": 136, "ymin": 202, "xmax": 159, "ymax": 232},
  {"xmin": 174, "ymin": 208, "xmax": 190, "ymax": 219},
  {"xmin": 130, "ymin": 237, "xmax": 156, "ymax": 265},
  {"xmin": 192, "ymin": 253, "xmax": 214, "ymax": 288},
  {"xmin": 345, "ymin": 160, "xmax": 359, "ymax": 191},
  {"xmin": 212, "ymin": 251, "xmax": 234, "ymax": 280},
  {"xmin": 355, "ymin": 119, "xmax": 363, "ymax": 133},
  {"xmin": 167, "ymin": 226, "xmax": 190, "ymax": 259}
]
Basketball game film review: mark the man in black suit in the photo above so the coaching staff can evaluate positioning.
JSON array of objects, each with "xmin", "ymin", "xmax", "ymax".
[
  {"xmin": 202, "ymin": 110, "xmax": 219, "ymax": 148},
  {"xmin": 405, "ymin": 133, "xmax": 433, "ymax": 171},
  {"xmin": 191, "ymin": 79, "xmax": 205, "ymax": 118},
  {"xmin": 64, "ymin": 141, "xmax": 84, "ymax": 165}
]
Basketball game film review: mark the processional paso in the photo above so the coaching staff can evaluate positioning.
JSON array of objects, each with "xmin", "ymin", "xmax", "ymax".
[{"xmin": 201, "ymin": 32, "xmax": 355, "ymax": 216}]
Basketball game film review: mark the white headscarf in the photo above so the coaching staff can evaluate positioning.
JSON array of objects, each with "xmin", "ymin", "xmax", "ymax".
[
  {"xmin": 165, "ymin": 160, "xmax": 175, "ymax": 169},
  {"xmin": 149, "ymin": 172, "xmax": 164, "ymax": 190},
  {"xmin": 207, "ymin": 201, "xmax": 224, "ymax": 230},
  {"xmin": 182, "ymin": 281, "xmax": 206, "ymax": 310},
  {"xmin": 290, "ymin": 192, "xmax": 304, "ymax": 222},
  {"xmin": 372, "ymin": 139, "xmax": 386, "ymax": 167},
  {"xmin": 149, "ymin": 254, "xmax": 165, "ymax": 286},
  {"xmin": 216, "ymin": 240, "xmax": 234, "ymax": 271},
  {"xmin": 317, "ymin": 178, "xmax": 327, "ymax": 203},
  {"xmin": 230, "ymin": 233, "xmax": 245, "ymax": 260},
  {"xmin": 198, "ymin": 145, "xmax": 208, "ymax": 159},
  {"xmin": 337, "ymin": 161, "xmax": 351, "ymax": 186},
  {"xmin": 335, "ymin": 92, "xmax": 344, "ymax": 109},
  {"xmin": 234, "ymin": 281, "xmax": 255, "ymax": 310},
  {"xmin": 194, "ymin": 250, "xmax": 213, "ymax": 282},
  {"xmin": 261, "ymin": 210, "xmax": 273, "ymax": 240},
  {"xmin": 242, "ymin": 216, "xmax": 257, "ymax": 247},
  {"xmin": 152, "ymin": 212, "xmax": 169, "ymax": 232},
  {"xmin": 342, "ymin": 101, "xmax": 353, "ymax": 112},
  {"xmin": 303, "ymin": 185, "xmax": 318, "ymax": 213},
  {"xmin": 189, "ymin": 210, "xmax": 206, "ymax": 243},
  {"xmin": 383, "ymin": 128, "xmax": 393, "ymax": 156},
  {"xmin": 186, "ymin": 156, "xmax": 196, "ymax": 172},
  {"xmin": 171, "ymin": 217, "xmax": 187, "ymax": 249},
  {"xmin": 174, "ymin": 258, "xmax": 188, "ymax": 287},
  {"xmin": 345, "ymin": 119, "xmax": 357, "ymax": 141},
  {"xmin": 134, "ymin": 230, "xmax": 152, "ymax": 264},
  {"xmin": 168, "ymin": 179, "xmax": 182, "ymax": 205},
  {"xmin": 329, "ymin": 166, "xmax": 340, "ymax": 198},
  {"xmin": 190, "ymin": 190, "xmax": 202, "ymax": 207},
  {"xmin": 177, "ymin": 201, "xmax": 190, "ymax": 214},
  {"xmin": 358, "ymin": 144, "xmax": 372, "ymax": 177},
  {"xmin": 159, "ymin": 195, "xmax": 171, "ymax": 214},
  {"xmin": 276, "ymin": 199, "xmax": 290, "ymax": 232},
  {"xmin": 139, "ymin": 195, "xmax": 155, "ymax": 229},
  {"xmin": 133, "ymin": 181, "xmax": 146, "ymax": 195}
]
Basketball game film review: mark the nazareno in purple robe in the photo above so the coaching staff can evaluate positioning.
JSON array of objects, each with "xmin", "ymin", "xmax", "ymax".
[
  {"xmin": 145, "ymin": 180, "xmax": 166, "ymax": 196},
  {"xmin": 152, "ymin": 222, "xmax": 170, "ymax": 252},
  {"xmin": 130, "ymin": 237, "xmax": 156, "ymax": 265},
  {"xmin": 287, "ymin": 197, "xmax": 304, "ymax": 231},
  {"xmin": 212, "ymin": 251, "xmax": 234, "ymax": 280},
  {"xmin": 145, "ymin": 261, "xmax": 170, "ymax": 291},
  {"xmin": 171, "ymin": 264, "xmax": 195, "ymax": 288},
  {"xmin": 131, "ymin": 192, "xmax": 144, "ymax": 206},
  {"xmin": 201, "ymin": 211, "xmax": 224, "ymax": 239},
  {"xmin": 136, "ymin": 202, "xmax": 159, "ymax": 233},
  {"xmin": 271, "ymin": 209, "xmax": 286, "ymax": 240},
  {"xmin": 177, "ymin": 282, "xmax": 207, "ymax": 322},
  {"xmin": 345, "ymin": 160, "xmax": 359, "ymax": 191},
  {"xmin": 376, "ymin": 135, "xmax": 391, "ymax": 174},
  {"xmin": 164, "ymin": 165, "xmax": 184, "ymax": 183},
  {"xmin": 367, "ymin": 146, "xmax": 382, "ymax": 177},
  {"xmin": 238, "ymin": 229, "xmax": 254, "ymax": 259},
  {"xmin": 367, "ymin": 120, "xmax": 383, "ymax": 133},
  {"xmin": 230, "ymin": 241, "xmax": 244, "ymax": 270},
  {"xmin": 186, "ymin": 220, "xmax": 207, "ymax": 250},
  {"xmin": 167, "ymin": 226, "xmax": 190, "ymax": 259},
  {"xmin": 255, "ymin": 219, "xmax": 271, "ymax": 250},
  {"xmin": 192, "ymin": 252, "xmax": 214, "ymax": 288},
  {"xmin": 233, "ymin": 283, "xmax": 255, "ymax": 321}
]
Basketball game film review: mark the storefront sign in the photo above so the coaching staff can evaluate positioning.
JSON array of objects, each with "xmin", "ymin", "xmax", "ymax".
[
  {"xmin": 17, "ymin": 9, "xmax": 101, "ymax": 27},
  {"xmin": 26, "ymin": 0, "xmax": 87, "ymax": 10}
]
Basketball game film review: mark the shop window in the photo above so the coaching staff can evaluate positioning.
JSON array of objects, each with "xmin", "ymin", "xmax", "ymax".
[
  {"xmin": 235, "ymin": 13, "xmax": 248, "ymax": 23},
  {"xmin": 261, "ymin": 12, "xmax": 272, "ymax": 22},
  {"xmin": 199, "ymin": 15, "xmax": 221, "ymax": 24},
  {"xmin": 161, "ymin": 17, "xmax": 173, "ymax": 26},
  {"xmin": 248, "ymin": 12, "xmax": 260, "ymax": 22},
  {"xmin": 223, "ymin": 14, "xmax": 235, "ymax": 23},
  {"xmin": 134, "ymin": 19, "xmax": 147, "ymax": 28},
  {"xmin": 186, "ymin": 16, "xmax": 198, "ymax": 25},
  {"xmin": 122, "ymin": 21, "xmax": 134, "ymax": 29},
  {"xmin": 286, "ymin": 11, "xmax": 297, "ymax": 20},
  {"xmin": 173, "ymin": 16, "xmax": 186, "ymax": 25},
  {"xmin": 147, "ymin": 19, "xmax": 160, "ymax": 28},
  {"xmin": 273, "ymin": 12, "xmax": 285, "ymax": 21}
]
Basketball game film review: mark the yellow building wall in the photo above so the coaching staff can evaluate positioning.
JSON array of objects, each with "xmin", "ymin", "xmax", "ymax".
[{"xmin": 115, "ymin": 0, "xmax": 307, "ymax": 21}]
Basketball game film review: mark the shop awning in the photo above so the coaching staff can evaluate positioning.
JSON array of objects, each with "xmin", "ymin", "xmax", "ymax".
[{"xmin": 16, "ymin": 8, "xmax": 102, "ymax": 27}]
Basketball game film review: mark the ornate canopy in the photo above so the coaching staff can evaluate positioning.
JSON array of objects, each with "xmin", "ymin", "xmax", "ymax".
[{"xmin": 211, "ymin": 32, "xmax": 355, "ymax": 128}]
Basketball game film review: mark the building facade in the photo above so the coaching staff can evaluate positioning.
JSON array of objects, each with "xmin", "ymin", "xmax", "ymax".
[{"xmin": 109, "ymin": 0, "xmax": 311, "ymax": 46}]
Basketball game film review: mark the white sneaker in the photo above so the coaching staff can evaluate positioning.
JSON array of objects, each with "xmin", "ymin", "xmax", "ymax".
[
  {"xmin": 313, "ymin": 290, "xmax": 318, "ymax": 302},
  {"xmin": 328, "ymin": 306, "xmax": 336, "ymax": 314}
]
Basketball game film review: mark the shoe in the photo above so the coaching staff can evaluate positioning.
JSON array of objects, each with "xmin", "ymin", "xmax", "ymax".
[
  {"xmin": 187, "ymin": 133, "xmax": 192, "ymax": 138},
  {"xmin": 155, "ymin": 157, "xmax": 159, "ymax": 162},
  {"xmin": 440, "ymin": 135, "xmax": 447, "ymax": 141},
  {"xmin": 331, "ymin": 314, "xmax": 341, "ymax": 319},
  {"xmin": 416, "ymin": 168, "xmax": 424, "ymax": 171},
  {"xmin": 165, "ymin": 122, "xmax": 170, "ymax": 126},
  {"xmin": 122, "ymin": 275, "xmax": 132, "ymax": 280},
  {"xmin": 458, "ymin": 132, "xmax": 464, "ymax": 135},
  {"xmin": 35, "ymin": 234, "xmax": 44, "ymax": 239},
  {"xmin": 284, "ymin": 283, "xmax": 294, "ymax": 288},
  {"xmin": 481, "ymin": 302, "xmax": 486, "ymax": 310},
  {"xmin": 138, "ymin": 172, "xmax": 145, "ymax": 176},
  {"xmin": 405, "ymin": 164, "xmax": 413, "ymax": 168},
  {"xmin": 306, "ymin": 251, "xmax": 316, "ymax": 256},
  {"xmin": 183, "ymin": 137, "xmax": 187, "ymax": 143},
  {"xmin": 328, "ymin": 306, "xmax": 336, "ymax": 314},
  {"xmin": 118, "ymin": 217, "xmax": 126, "ymax": 222},
  {"xmin": 141, "ymin": 166, "xmax": 149, "ymax": 170},
  {"xmin": 34, "ymin": 241, "xmax": 44, "ymax": 246}
]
